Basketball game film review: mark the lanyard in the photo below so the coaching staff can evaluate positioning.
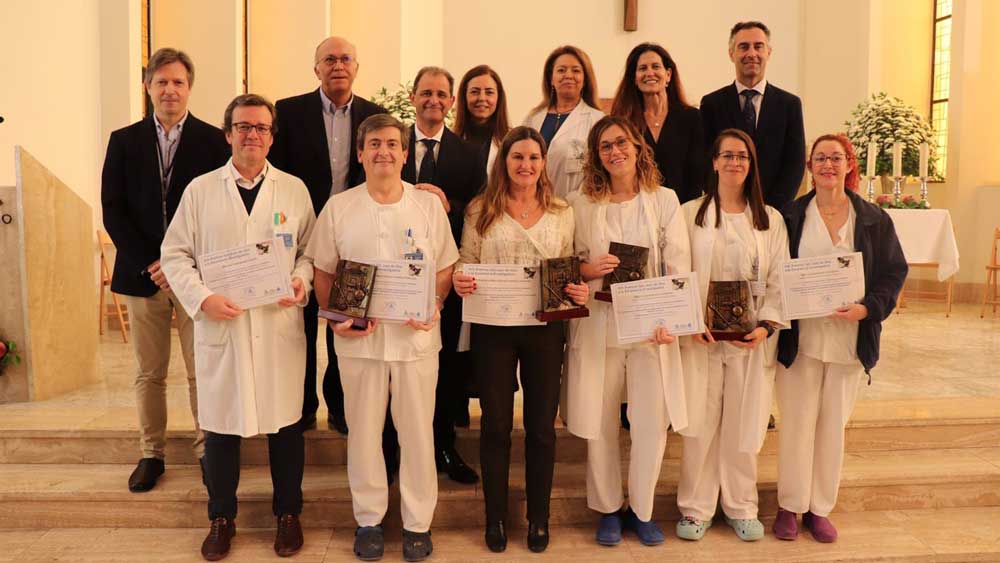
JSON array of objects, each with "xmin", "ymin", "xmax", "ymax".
[{"xmin": 155, "ymin": 132, "xmax": 178, "ymax": 231}]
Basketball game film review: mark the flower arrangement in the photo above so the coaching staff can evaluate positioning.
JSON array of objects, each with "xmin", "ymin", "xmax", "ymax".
[
  {"xmin": 370, "ymin": 82, "xmax": 455, "ymax": 129},
  {"xmin": 875, "ymin": 194, "xmax": 930, "ymax": 209},
  {"xmin": 845, "ymin": 92, "xmax": 938, "ymax": 179},
  {"xmin": 0, "ymin": 338, "xmax": 21, "ymax": 376}
]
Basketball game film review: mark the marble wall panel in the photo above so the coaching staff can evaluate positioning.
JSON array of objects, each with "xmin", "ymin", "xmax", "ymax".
[{"xmin": 0, "ymin": 185, "xmax": 30, "ymax": 402}]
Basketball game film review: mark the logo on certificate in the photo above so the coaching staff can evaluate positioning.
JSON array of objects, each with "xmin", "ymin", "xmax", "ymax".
[{"xmin": 255, "ymin": 241, "xmax": 271, "ymax": 255}]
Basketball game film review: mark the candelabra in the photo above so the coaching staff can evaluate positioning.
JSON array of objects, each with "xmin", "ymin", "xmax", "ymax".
[
  {"xmin": 866, "ymin": 176, "xmax": 877, "ymax": 203},
  {"xmin": 919, "ymin": 176, "xmax": 929, "ymax": 207},
  {"xmin": 892, "ymin": 176, "xmax": 903, "ymax": 206}
]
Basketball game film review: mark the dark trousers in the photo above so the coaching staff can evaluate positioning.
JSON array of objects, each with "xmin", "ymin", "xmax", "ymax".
[
  {"xmin": 204, "ymin": 422, "xmax": 304, "ymax": 521},
  {"xmin": 303, "ymin": 294, "xmax": 343, "ymax": 418},
  {"xmin": 473, "ymin": 322, "xmax": 565, "ymax": 524}
]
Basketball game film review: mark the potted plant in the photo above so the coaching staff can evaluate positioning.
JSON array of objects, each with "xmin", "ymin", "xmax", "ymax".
[
  {"xmin": 0, "ymin": 338, "xmax": 21, "ymax": 376},
  {"xmin": 845, "ymin": 92, "xmax": 938, "ymax": 190}
]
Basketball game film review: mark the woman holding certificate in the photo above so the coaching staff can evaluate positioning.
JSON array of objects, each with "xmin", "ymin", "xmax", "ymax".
[
  {"xmin": 773, "ymin": 134, "xmax": 906, "ymax": 543},
  {"xmin": 453, "ymin": 126, "xmax": 588, "ymax": 553},
  {"xmin": 676, "ymin": 128, "xmax": 788, "ymax": 542},
  {"xmin": 566, "ymin": 115, "xmax": 691, "ymax": 547}
]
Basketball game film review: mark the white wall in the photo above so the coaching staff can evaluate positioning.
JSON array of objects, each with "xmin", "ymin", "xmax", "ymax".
[
  {"xmin": 248, "ymin": 0, "xmax": 330, "ymax": 103},
  {"xmin": 331, "ymin": 0, "xmax": 402, "ymax": 99}
]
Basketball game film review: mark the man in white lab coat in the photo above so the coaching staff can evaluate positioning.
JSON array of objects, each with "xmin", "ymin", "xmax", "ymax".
[
  {"xmin": 308, "ymin": 113, "xmax": 458, "ymax": 562},
  {"xmin": 161, "ymin": 94, "xmax": 316, "ymax": 562}
]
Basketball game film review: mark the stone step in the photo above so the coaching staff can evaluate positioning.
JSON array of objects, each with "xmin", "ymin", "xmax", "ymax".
[
  {"xmin": 1, "ymin": 447, "xmax": 997, "ymax": 529},
  {"xmin": 5, "ymin": 507, "xmax": 1000, "ymax": 562}
]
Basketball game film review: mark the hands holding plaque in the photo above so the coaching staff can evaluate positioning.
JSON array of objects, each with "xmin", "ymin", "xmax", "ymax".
[
  {"xmin": 704, "ymin": 280, "xmax": 756, "ymax": 341},
  {"xmin": 594, "ymin": 242, "xmax": 649, "ymax": 302},
  {"xmin": 320, "ymin": 260, "xmax": 377, "ymax": 331},
  {"xmin": 535, "ymin": 256, "xmax": 590, "ymax": 322}
]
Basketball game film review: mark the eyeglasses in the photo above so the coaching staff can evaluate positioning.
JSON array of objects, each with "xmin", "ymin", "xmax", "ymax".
[
  {"xmin": 598, "ymin": 137, "xmax": 631, "ymax": 155},
  {"xmin": 319, "ymin": 54, "xmax": 355, "ymax": 67},
  {"xmin": 232, "ymin": 122, "xmax": 273, "ymax": 136},
  {"xmin": 812, "ymin": 154, "xmax": 846, "ymax": 165},
  {"xmin": 717, "ymin": 152, "xmax": 750, "ymax": 163}
]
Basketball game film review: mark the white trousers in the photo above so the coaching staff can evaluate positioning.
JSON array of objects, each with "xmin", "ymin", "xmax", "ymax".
[
  {"xmin": 776, "ymin": 355, "xmax": 863, "ymax": 517},
  {"xmin": 677, "ymin": 345, "xmax": 759, "ymax": 521},
  {"xmin": 586, "ymin": 345, "xmax": 668, "ymax": 521},
  {"xmin": 339, "ymin": 355, "xmax": 439, "ymax": 532}
]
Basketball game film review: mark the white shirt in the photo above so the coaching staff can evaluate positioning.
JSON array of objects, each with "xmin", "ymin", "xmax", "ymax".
[
  {"xmin": 711, "ymin": 210, "xmax": 758, "ymax": 282},
  {"xmin": 319, "ymin": 90, "xmax": 353, "ymax": 197},
  {"xmin": 229, "ymin": 161, "xmax": 268, "ymax": 189},
  {"xmin": 798, "ymin": 199, "xmax": 859, "ymax": 364},
  {"xmin": 458, "ymin": 202, "xmax": 575, "ymax": 268},
  {"xmin": 414, "ymin": 124, "xmax": 444, "ymax": 175},
  {"xmin": 735, "ymin": 79, "xmax": 767, "ymax": 127},
  {"xmin": 307, "ymin": 182, "xmax": 459, "ymax": 362},
  {"xmin": 604, "ymin": 196, "xmax": 653, "ymax": 347}
]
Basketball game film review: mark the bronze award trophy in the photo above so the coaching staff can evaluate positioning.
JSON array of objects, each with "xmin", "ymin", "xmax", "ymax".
[
  {"xmin": 594, "ymin": 242, "xmax": 649, "ymax": 302},
  {"xmin": 319, "ymin": 259, "xmax": 377, "ymax": 329},
  {"xmin": 535, "ymin": 256, "xmax": 590, "ymax": 322},
  {"xmin": 705, "ymin": 280, "xmax": 756, "ymax": 340}
]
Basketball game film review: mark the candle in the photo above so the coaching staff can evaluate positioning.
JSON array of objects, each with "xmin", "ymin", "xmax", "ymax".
[
  {"xmin": 866, "ymin": 142, "xmax": 877, "ymax": 177},
  {"xmin": 892, "ymin": 142, "xmax": 902, "ymax": 178},
  {"xmin": 919, "ymin": 142, "xmax": 929, "ymax": 178}
]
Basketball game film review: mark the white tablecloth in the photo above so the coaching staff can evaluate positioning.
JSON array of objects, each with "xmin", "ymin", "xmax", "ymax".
[{"xmin": 886, "ymin": 209, "xmax": 960, "ymax": 281}]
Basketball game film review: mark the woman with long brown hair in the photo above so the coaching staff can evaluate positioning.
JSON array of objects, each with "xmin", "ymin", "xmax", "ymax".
[
  {"xmin": 453, "ymin": 126, "xmax": 588, "ymax": 553},
  {"xmin": 523, "ymin": 45, "xmax": 604, "ymax": 198},
  {"xmin": 676, "ymin": 128, "xmax": 788, "ymax": 542},
  {"xmin": 611, "ymin": 43, "xmax": 705, "ymax": 204},
  {"xmin": 565, "ymin": 115, "xmax": 691, "ymax": 547},
  {"xmin": 454, "ymin": 65, "xmax": 511, "ymax": 182}
]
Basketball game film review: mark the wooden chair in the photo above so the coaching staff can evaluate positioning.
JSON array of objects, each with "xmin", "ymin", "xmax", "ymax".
[
  {"xmin": 98, "ymin": 230, "xmax": 129, "ymax": 342},
  {"xmin": 982, "ymin": 228, "xmax": 1000, "ymax": 318}
]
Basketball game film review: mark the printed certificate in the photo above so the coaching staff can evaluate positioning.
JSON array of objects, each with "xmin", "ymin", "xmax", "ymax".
[
  {"xmin": 461, "ymin": 263, "xmax": 544, "ymax": 326},
  {"xmin": 781, "ymin": 251, "xmax": 866, "ymax": 320},
  {"xmin": 611, "ymin": 272, "xmax": 703, "ymax": 345},
  {"xmin": 367, "ymin": 259, "xmax": 435, "ymax": 323},
  {"xmin": 199, "ymin": 238, "xmax": 291, "ymax": 309}
]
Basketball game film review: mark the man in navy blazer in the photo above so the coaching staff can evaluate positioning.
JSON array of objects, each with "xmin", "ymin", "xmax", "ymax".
[
  {"xmin": 700, "ymin": 21, "xmax": 806, "ymax": 210},
  {"xmin": 270, "ymin": 36, "xmax": 386, "ymax": 435},
  {"xmin": 101, "ymin": 48, "xmax": 229, "ymax": 493}
]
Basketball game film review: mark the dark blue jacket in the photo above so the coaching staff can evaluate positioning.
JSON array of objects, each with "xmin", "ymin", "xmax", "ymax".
[{"xmin": 777, "ymin": 189, "xmax": 908, "ymax": 374}]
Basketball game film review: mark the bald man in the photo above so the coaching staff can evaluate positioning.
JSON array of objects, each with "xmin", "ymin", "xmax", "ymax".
[{"xmin": 270, "ymin": 37, "xmax": 387, "ymax": 435}]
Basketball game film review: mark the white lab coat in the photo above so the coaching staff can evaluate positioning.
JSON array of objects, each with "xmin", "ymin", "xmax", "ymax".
[
  {"xmin": 161, "ymin": 160, "xmax": 316, "ymax": 437},
  {"xmin": 523, "ymin": 102, "xmax": 604, "ymax": 199},
  {"xmin": 566, "ymin": 187, "xmax": 693, "ymax": 439},
  {"xmin": 680, "ymin": 196, "xmax": 788, "ymax": 453}
]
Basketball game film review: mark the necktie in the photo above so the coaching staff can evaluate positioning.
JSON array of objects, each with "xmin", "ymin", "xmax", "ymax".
[
  {"xmin": 418, "ymin": 139, "xmax": 438, "ymax": 184},
  {"xmin": 741, "ymin": 90, "xmax": 758, "ymax": 135}
]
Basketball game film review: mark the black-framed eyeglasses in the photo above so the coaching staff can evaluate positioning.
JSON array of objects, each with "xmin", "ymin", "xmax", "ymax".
[
  {"xmin": 232, "ymin": 122, "xmax": 273, "ymax": 136},
  {"xmin": 716, "ymin": 152, "xmax": 750, "ymax": 163},
  {"xmin": 811, "ymin": 154, "xmax": 846, "ymax": 166},
  {"xmin": 319, "ymin": 54, "xmax": 355, "ymax": 67}
]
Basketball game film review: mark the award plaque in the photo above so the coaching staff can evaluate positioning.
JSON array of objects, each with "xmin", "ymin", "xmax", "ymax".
[
  {"xmin": 595, "ymin": 242, "xmax": 649, "ymax": 302},
  {"xmin": 535, "ymin": 256, "xmax": 590, "ymax": 322},
  {"xmin": 705, "ymin": 280, "xmax": 756, "ymax": 340},
  {"xmin": 319, "ymin": 259, "xmax": 377, "ymax": 329}
]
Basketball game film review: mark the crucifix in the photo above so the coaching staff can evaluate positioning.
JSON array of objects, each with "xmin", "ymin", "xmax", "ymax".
[{"xmin": 624, "ymin": 0, "xmax": 638, "ymax": 31}]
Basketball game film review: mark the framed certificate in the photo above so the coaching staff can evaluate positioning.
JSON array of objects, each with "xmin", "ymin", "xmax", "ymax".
[
  {"xmin": 461, "ymin": 263, "xmax": 544, "ymax": 326},
  {"xmin": 781, "ymin": 251, "xmax": 866, "ymax": 320},
  {"xmin": 610, "ymin": 272, "xmax": 703, "ymax": 345},
  {"xmin": 366, "ymin": 259, "xmax": 435, "ymax": 323},
  {"xmin": 198, "ymin": 237, "xmax": 292, "ymax": 310}
]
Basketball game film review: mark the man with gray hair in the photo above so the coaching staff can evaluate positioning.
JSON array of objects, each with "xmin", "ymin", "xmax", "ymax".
[
  {"xmin": 270, "ymin": 36, "xmax": 386, "ymax": 436},
  {"xmin": 101, "ymin": 47, "xmax": 228, "ymax": 493}
]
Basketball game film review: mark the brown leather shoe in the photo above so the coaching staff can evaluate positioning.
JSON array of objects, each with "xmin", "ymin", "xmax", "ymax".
[
  {"xmin": 201, "ymin": 517, "xmax": 236, "ymax": 561},
  {"xmin": 274, "ymin": 514, "xmax": 304, "ymax": 557}
]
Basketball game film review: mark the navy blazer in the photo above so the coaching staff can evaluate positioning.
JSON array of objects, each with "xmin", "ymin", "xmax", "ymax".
[
  {"xmin": 700, "ymin": 82, "xmax": 806, "ymax": 210},
  {"xmin": 777, "ymin": 189, "xmax": 908, "ymax": 374},
  {"xmin": 100, "ymin": 113, "xmax": 229, "ymax": 297},
  {"xmin": 270, "ymin": 89, "xmax": 386, "ymax": 214}
]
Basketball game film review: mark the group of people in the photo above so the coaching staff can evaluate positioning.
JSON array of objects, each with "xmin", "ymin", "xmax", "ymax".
[{"xmin": 101, "ymin": 19, "xmax": 907, "ymax": 562}]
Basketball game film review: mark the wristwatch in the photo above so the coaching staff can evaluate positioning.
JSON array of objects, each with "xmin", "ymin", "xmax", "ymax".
[{"xmin": 757, "ymin": 320, "xmax": 776, "ymax": 338}]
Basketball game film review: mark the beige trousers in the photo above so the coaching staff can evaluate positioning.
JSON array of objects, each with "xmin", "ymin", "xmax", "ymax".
[
  {"xmin": 677, "ymin": 345, "xmax": 759, "ymax": 521},
  {"xmin": 125, "ymin": 291, "xmax": 203, "ymax": 459},
  {"xmin": 586, "ymin": 345, "xmax": 668, "ymax": 521},
  {"xmin": 776, "ymin": 355, "xmax": 863, "ymax": 517},
  {"xmin": 339, "ymin": 355, "xmax": 439, "ymax": 532}
]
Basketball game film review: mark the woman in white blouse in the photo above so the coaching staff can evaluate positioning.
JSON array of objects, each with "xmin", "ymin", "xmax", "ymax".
[
  {"xmin": 566, "ymin": 116, "xmax": 691, "ymax": 547},
  {"xmin": 453, "ymin": 126, "xmax": 589, "ymax": 553},
  {"xmin": 676, "ymin": 128, "xmax": 788, "ymax": 542},
  {"xmin": 523, "ymin": 45, "xmax": 605, "ymax": 199},
  {"xmin": 773, "ymin": 134, "xmax": 906, "ymax": 543}
]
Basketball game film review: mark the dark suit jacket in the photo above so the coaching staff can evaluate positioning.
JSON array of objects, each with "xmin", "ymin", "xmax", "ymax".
[
  {"xmin": 101, "ymin": 114, "xmax": 229, "ymax": 297},
  {"xmin": 402, "ymin": 125, "xmax": 485, "ymax": 349},
  {"xmin": 644, "ymin": 105, "xmax": 705, "ymax": 204},
  {"xmin": 700, "ymin": 82, "xmax": 806, "ymax": 209},
  {"xmin": 270, "ymin": 89, "xmax": 386, "ymax": 214}
]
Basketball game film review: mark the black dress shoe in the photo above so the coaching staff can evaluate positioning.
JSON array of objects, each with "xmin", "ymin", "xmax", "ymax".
[
  {"xmin": 201, "ymin": 516, "xmax": 236, "ymax": 561},
  {"xmin": 128, "ymin": 457, "xmax": 164, "ymax": 492},
  {"xmin": 527, "ymin": 521, "xmax": 549, "ymax": 553},
  {"xmin": 274, "ymin": 514, "xmax": 304, "ymax": 557},
  {"xmin": 300, "ymin": 413, "xmax": 317, "ymax": 431},
  {"xmin": 328, "ymin": 412, "xmax": 349, "ymax": 434},
  {"xmin": 485, "ymin": 521, "xmax": 507, "ymax": 552},
  {"xmin": 435, "ymin": 447, "xmax": 479, "ymax": 484}
]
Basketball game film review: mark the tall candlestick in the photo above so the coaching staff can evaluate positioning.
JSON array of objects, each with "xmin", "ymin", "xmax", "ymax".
[
  {"xmin": 919, "ymin": 142, "xmax": 929, "ymax": 178},
  {"xmin": 866, "ymin": 142, "xmax": 877, "ymax": 177},
  {"xmin": 892, "ymin": 142, "xmax": 902, "ymax": 177}
]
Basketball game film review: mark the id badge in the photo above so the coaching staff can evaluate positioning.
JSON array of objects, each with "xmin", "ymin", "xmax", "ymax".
[{"xmin": 277, "ymin": 232, "xmax": 294, "ymax": 248}]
